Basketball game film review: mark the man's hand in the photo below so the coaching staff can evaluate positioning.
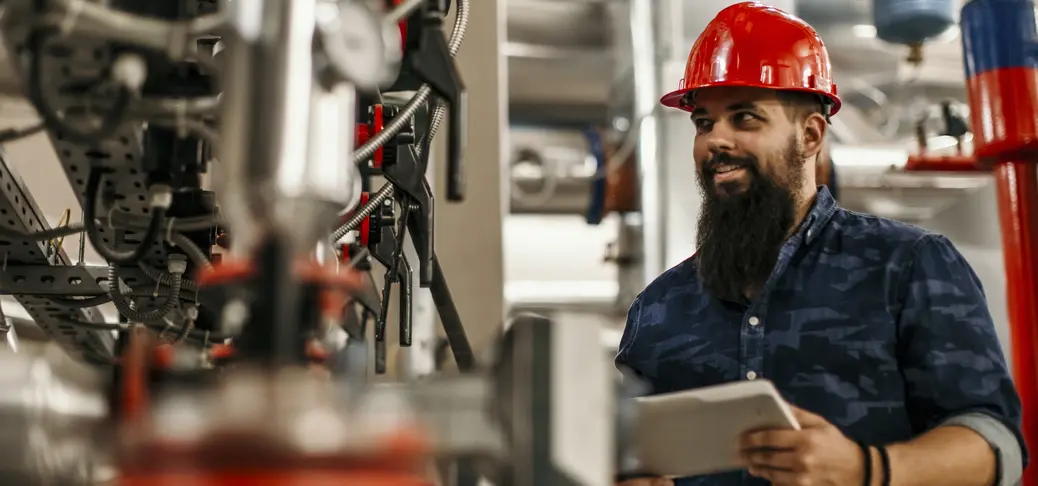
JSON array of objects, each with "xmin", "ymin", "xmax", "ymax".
[
  {"xmin": 615, "ymin": 479, "xmax": 673, "ymax": 486},
  {"xmin": 738, "ymin": 405, "xmax": 866, "ymax": 486}
]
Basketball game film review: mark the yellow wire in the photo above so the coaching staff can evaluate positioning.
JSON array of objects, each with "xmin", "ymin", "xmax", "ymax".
[{"xmin": 51, "ymin": 208, "xmax": 71, "ymax": 255}]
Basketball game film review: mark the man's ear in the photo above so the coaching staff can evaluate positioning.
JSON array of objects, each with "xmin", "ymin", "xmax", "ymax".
[{"xmin": 801, "ymin": 113, "xmax": 827, "ymax": 158}]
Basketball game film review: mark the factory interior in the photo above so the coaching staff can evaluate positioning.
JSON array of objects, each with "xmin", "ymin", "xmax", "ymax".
[{"xmin": 0, "ymin": 0, "xmax": 1032, "ymax": 484}]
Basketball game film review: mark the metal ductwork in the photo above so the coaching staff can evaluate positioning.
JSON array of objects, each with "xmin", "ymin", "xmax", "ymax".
[
  {"xmin": 509, "ymin": 126, "xmax": 596, "ymax": 214},
  {"xmin": 506, "ymin": 0, "xmax": 615, "ymax": 126}
]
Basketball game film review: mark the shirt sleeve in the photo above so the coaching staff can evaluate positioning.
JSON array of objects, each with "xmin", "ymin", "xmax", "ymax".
[
  {"xmin": 615, "ymin": 293, "xmax": 647, "ymax": 381},
  {"xmin": 897, "ymin": 233, "xmax": 1028, "ymax": 474}
]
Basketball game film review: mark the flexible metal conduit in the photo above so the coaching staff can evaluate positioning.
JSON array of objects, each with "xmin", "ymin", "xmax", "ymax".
[{"xmin": 332, "ymin": 0, "xmax": 471, "ymax": 241}]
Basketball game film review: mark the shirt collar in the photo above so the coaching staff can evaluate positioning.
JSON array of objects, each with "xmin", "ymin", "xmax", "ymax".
[{"xmin": 800, "ymin": 186, "xmax": 838, "ymax": 245}]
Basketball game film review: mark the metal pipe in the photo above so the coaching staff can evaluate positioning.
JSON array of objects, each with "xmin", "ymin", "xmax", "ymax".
[
  {"xmin": 629, "ymin": 0, "xmax": 663, "ymax": 285},
  {"xmin": 219, "ymin": 0, "xmax": 352, "ymax": 257},
  {"xmin": 995, "ymin": 162, "xmax": 1038, "ymax": 486},
  {"xmin": 961, "ymin": 3, "xmax": 1038, "ymax": 482}
]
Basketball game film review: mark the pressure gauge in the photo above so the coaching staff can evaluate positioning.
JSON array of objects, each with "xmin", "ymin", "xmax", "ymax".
[{"xmin": 315, "ymin": 0, "xmax": 387, "ymax": 90}]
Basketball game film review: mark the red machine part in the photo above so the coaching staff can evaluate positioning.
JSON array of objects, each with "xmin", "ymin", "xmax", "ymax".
[
  {"xmin": 903, "ymin": 154, "xmax": 987, "ymax": 172},
  {"xmin": 962, "ymin": 2, "xmax": 1038, "ymax": 483},
  {"xmin": 355, "ymin": 105, "xmax": 385, "ymax": 168}
]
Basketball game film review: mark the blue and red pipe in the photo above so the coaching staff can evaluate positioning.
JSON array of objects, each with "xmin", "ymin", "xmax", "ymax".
[{"xmin": 963, "ymin": 1, "xmax": 1038, "ymax": 482}]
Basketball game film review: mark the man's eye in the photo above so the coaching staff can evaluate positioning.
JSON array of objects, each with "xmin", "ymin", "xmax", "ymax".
[
  {"xmin": 693, "ymin": 118, "xmax": 712, "ymax": 130},
  {"xmin": 734, "ymin": 112, "xmax": 755, "ymax": 123}
]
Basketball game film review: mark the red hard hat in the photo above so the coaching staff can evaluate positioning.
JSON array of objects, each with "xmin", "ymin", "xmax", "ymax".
[{"xmin": 660, "ymin": 2, "xmax": 841, "ymax": 116}]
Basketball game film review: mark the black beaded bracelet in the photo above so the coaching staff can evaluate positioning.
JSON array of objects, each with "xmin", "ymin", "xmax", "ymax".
[
  {"xmin": 877, "ymin": 445, "xmax": 892, "ymax": 486},
  {"xmin": 856, "ymin": 441, "xmax": 872, "ymax": 486}
]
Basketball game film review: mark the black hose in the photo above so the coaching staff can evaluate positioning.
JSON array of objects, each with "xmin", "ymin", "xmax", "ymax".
[
  {"xmin": 84, "ymin": 168, "xmax": 163, "ymax": 265},
  {"xmin": 0, "ymin": 223, "xmax": 84, "ymax": 241},
  {"xmin": 0, "ymin": 123, "xmax": 45, "ymax": 144},
  {"xmin": 67, "ymin": 318, "xmax": 226, "ymax": 346},
  {"xmin": 113, "ymin": 212, "xmax": 219, "ymax": 232},
  {"xmin": 430, "ymin": 254, "xmax": 475, "ymax": 371},
  {"xmin": 63, "ymin": 319, "xmax": 123, "ymax": 331},
  {"xmin": 108, "ymin": 263, "xmax": 181, "ymax": 323},
  {"xmin": 138, "ymin": 262, "xmax": 198, "ymax": 292},
  {"xmin": 46, "ymin": 295, "xmax": 111, "ymax": 308},
  {"xmin": 25, "ymin": 29, "xmax": 132, "ymax": 146}
]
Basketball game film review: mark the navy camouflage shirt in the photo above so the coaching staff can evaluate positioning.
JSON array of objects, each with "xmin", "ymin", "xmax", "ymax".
[{"xmin": 616, "ymin": 187, "xmax": 1026, "ymax": 485}]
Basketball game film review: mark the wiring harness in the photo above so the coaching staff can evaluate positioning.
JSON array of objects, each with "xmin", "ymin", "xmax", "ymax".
[{"xmin": 4, "ymin": 0, "xmax": 474, "ymax": 368}]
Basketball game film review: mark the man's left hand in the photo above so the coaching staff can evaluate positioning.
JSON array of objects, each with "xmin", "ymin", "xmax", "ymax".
[{"xmin": 738, "ymin": 405, "xmax": 866, "ymax": 486}]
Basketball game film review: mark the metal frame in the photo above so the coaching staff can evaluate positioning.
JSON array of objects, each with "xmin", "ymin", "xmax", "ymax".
[
  {"xmin": 0, "ymin": 147, "xmax": 114, "ymax": 360},
  {"xmin": 0, "ymin": 26, "xmax": 182, "ymax": 360}
]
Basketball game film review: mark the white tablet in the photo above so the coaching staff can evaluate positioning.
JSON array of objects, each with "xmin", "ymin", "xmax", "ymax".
[{"xmin": 631, "ymin": 379, "xmax": 800, "ymax": 478}]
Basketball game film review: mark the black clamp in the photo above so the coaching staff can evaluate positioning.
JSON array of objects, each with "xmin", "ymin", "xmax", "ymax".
[
  {"xmin": 389, "ymin": 0, "xmax": 467, "ymax": 202},
  {"xmin": 381, "ymin": 139, "xmax": 435, "ymax": 287},
  {"xmin": 366, "ymin": 194, "xmax": 414, "ymax": 374}
]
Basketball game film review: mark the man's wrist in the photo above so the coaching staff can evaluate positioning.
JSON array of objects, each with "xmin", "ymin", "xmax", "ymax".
[{"xmin": 882, "ymin": 442, "xmax": 912, "ymax": 486}]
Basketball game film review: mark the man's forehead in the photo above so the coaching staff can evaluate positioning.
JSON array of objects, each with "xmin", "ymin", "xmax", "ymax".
[{"xmin": 687, "ymin": 87, "xmax": 782, "ymax": 114}]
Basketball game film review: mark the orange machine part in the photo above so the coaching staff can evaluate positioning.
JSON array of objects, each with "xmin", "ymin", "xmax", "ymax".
[
  {"xmin": 119, "ymin": 471, "xmax": 431, "ymax": 486},
  {"xmin": 121, "ymin": 327, "xmax": 153, "ymax": 422},
  {"xmin": 118, "ymin": 431, "xmax": 433, "ymax": 485},
  {"xmin": 603, "ymin": 139, "xmax": 639, "ymax": 214}
]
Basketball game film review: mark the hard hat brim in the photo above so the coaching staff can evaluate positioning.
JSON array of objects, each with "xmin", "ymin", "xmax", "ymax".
[{"xmin": 660, "ymin": 83, "xmax": 842, "ymax": 116}]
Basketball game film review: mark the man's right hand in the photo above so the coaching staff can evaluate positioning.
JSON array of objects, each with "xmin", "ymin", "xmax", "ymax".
[{"xmin": 615, "ymin": 478, "xmax": 673, "ymax": 486}]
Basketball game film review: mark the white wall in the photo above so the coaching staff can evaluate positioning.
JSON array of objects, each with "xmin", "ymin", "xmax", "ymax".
[{"xmin": 503, "ymin": 213, "xmax": 619, "ymax": 307}]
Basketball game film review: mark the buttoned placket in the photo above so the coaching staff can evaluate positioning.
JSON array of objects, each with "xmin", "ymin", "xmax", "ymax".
[
  {"xmin": 741, "ymin": 313, "xmax": 765, "ymax": 382},
  {"xmin": 738, "ymin": 213, "xmax": 818, "ymax": 383}
]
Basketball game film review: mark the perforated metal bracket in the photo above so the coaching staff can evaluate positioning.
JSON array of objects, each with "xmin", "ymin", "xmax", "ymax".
[
  {"xmin": 0, "ymin": 25, "xmax": 188, "ymax": 361},
  {"xmin": 0, "ymin": 264, "xmax": 150, "ymax": 296},
  {"xmin": 0, "ymin": 148, "xmax": 115, "ymax": 361}
]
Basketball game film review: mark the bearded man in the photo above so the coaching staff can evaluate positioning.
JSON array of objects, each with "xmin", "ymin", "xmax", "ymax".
[{"xmin": 615, "ymin": 3, "xmax": 1024, "ymax": 486}]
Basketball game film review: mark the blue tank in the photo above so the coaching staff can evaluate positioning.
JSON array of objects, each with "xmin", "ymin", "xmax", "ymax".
[{"xmin": 873, "ymin": 0, "xmax": 957, "ymax": 45}]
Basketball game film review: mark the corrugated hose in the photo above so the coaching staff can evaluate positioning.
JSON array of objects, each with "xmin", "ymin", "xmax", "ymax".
[{"xmin": 333, "ymin": 0, "xmax": 470, "ymax": 240}]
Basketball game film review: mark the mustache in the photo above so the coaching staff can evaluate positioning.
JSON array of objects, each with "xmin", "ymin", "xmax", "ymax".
[{"xmin": 702, "ymin": 152, "xmax": 758, "ymax": 175}]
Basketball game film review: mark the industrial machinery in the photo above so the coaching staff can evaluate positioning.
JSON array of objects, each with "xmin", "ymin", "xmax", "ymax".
[{"xmin": 0, "ymin": 0, "xmax": 624, "ymax": 485}]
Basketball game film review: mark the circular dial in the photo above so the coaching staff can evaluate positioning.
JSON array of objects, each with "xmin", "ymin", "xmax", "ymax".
[{"xmin": 315, "ymin": 1, "xmax": 387, "ymax": 89}]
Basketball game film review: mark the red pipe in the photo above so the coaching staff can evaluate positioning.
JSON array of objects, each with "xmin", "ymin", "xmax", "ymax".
[{"xmin": 995, "ymin": 161, "xmax": 1038, "ymax": 485}]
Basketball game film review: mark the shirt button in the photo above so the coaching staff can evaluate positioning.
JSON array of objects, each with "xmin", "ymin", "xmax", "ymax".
[
  {"xmin": 746, "ymin": 371, "xmax": 758, "ymax": 380},
  {"xmin": 807, "ymin": 229, "xmax": 813, "ymax": 239},
  {"xmin": 748, "ymin": 316, "xmax": 760, "ymax": 326}
]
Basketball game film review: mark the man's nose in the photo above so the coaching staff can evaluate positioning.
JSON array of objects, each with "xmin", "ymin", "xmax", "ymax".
[{"xmin": 701, "ymin": 123, "xmax": 736, "ymax": 154}]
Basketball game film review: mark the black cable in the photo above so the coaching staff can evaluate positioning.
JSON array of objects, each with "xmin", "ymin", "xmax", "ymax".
[
  {"xmin": 0, "ymin": 123, "xmax": 45, "ymax": 144},
  {"xmin": 25, "ymin": 29, "xmax": 132, "ymax": 146},
  {"xmin": 429, "ymin": 253, "xmax": 475, "ymax": 371},
  {"xmin": 63, "ymin": 319, "xmax": 123, "ymax": 331},
  {"xmin": 65, "ymin": 317, "xmax": 228, "ymax": 346},
  {"xmin": 0, "ymin": 222, "xmax": 84, "ymax": 241},
  {"xmin": 144, "ymin": 322, "xmax": 228, "ymax": 344},
  {"xmin": 112, "ymin": 211, "xmax": 219, "ymax": 231},
  {"xmin": 84, "ymin": 168, "xmax": 163, "ymax": 265},
  {"xmin": 163, "ymin": 315, "xmax": 194, "ymax": 345},
  {"xmin": 46, "ymin": 295, "xmax": 111, "ymax": 308}
]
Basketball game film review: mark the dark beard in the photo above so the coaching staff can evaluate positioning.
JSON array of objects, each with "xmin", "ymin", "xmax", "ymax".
[{"xmin": 695, "ymin": 144, "xmax": 803, "ymax": 302}]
